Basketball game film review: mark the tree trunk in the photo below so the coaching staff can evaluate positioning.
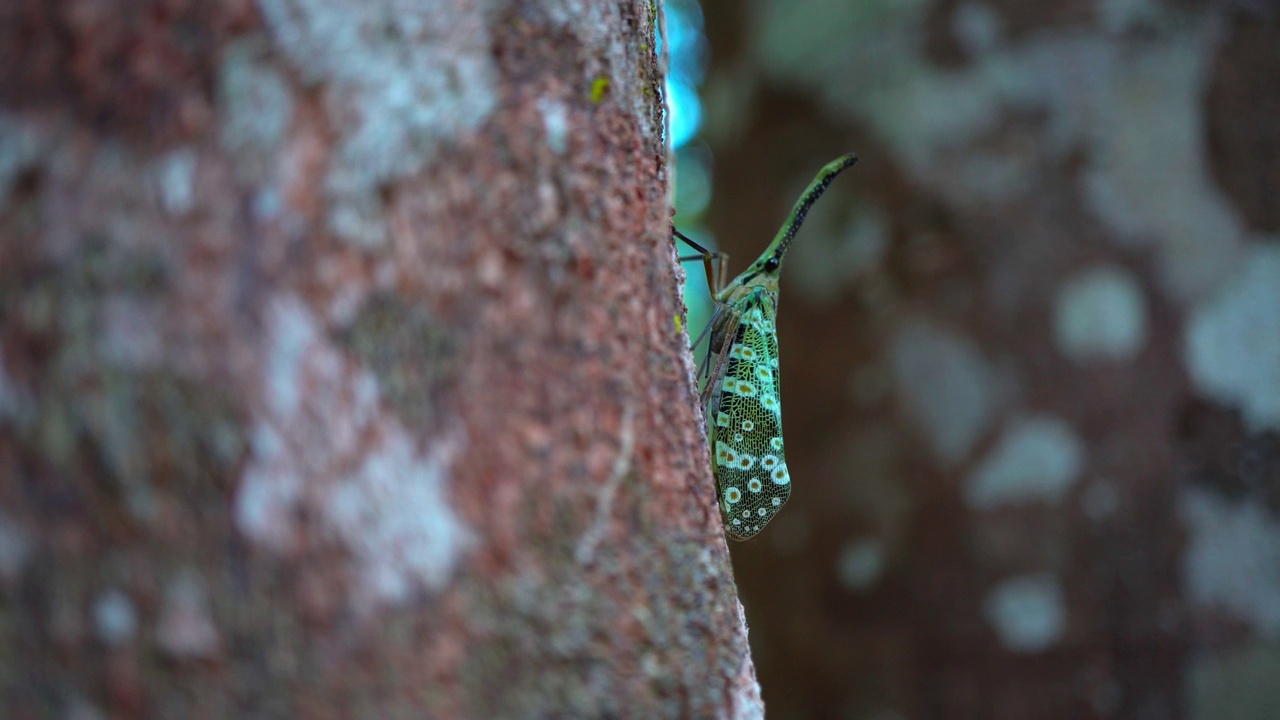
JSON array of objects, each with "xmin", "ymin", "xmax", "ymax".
[{"xmin": 0, "ymin": 2, "xmax": 759, "ymax": 718}]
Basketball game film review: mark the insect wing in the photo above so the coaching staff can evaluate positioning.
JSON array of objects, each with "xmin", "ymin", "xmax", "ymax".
[
  {"xmin": 701, "ymin": 303, "xmax": 738, "ymax": 420},
  {"xmin": 707, "ymin": 292, "xmax": 789, "ymax": 540}
]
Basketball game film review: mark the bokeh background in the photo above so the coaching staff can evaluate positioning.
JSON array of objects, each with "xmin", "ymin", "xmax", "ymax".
[{"xmin": 669, "ymin": 0, "xmax": 1280, "ymax": 718}]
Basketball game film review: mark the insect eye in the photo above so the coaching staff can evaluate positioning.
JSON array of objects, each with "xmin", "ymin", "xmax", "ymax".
[{"xmin": 764, "ymin": 257, "xmax": 780, "ymax": 272}]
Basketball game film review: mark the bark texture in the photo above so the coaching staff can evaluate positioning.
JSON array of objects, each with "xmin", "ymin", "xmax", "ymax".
[
  {"xmin": 694, "ymin": 1, "xmax": 1280, "ymax": 718},
  {"xmin": 0, "ymin": 1, "xmax": 760, "ymax": 718}
]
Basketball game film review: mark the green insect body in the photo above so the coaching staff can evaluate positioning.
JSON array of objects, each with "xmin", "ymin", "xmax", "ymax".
[{"xmin": 684, "ymin": 153, "xmax": 858, "ymax": 540}]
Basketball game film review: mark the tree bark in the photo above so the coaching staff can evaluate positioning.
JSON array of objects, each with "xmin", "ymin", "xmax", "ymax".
[{"xmin": 0, "ymin": 1, "xmax": 759, "ymax": 718}]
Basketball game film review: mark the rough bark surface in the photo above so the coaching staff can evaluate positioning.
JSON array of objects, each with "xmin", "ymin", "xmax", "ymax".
[{"xmin": 0, "ymin": 2, "xmax": 761, "ymax": 718}]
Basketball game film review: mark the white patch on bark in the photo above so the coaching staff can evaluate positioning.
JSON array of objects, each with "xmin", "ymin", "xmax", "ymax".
[
  {"xmin": 0, "ymin": 509, "xmax": 31, "ymax": 582},
  {"xmin": 1181, "ymin": 488, "xmax": 1280, "ymax": 634},
  {"xmin": 1185, "ymin": 244, "xmax": 1280, "ymax": 433},
  {"xmin": 966, "ymin": 415, "xmax": 1085, "ymax": 509},
  {"xmin": 836, "ymin": 537, "xmax": 886, "ymax": 591},
  {"xmin": 218, "ymin": 40, "xmax": 295, "ymax": 185},
  {"xmin": 235, "ymin": 295, "xmax": 474, "ymax": 608},
  {"xmin": 984, "ymin": 573, "xmax": 1067, "ymax": 653},
  {"xmin": 157, "ymin": 570, "xmax": 220, "ymax": 659},
  {"xmin": 154, "ymin": 148, "xmax": 197, "ymax": 217},
  {"xmin": 324, "ymin": 426, "xmax": 472, "ymax": 604},
  {"xmin": 1054, "ymin": 265, "xmax": 1149, "ymax": 362},
  {"xmin": 257, "ymin": 0, "xmax": 498, "ymax": 246},
  {"xmin": 890, "ymin": 320, "xmax": 999, "ymax": 465},
  {"xmin": 93, "ymin": 588, "xmax": 139, "ymax": 646},
  {"xmin": 538, "ymin": 98, "xmax": 570, "ymax": 155},
  {"xmin": 0, "ymin": 112, "xmax": 47, "ymax": 206}
]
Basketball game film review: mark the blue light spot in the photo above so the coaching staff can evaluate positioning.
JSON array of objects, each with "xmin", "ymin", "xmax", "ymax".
[
  {"xmin": 665, "ymin": 0, "xmax": 706, "ymax": 150},
  {"xmin": 666, "ymin": 0, "xmax": 707, "ymax": 85},
  {"xmin": 667, "ymin": 77, "xmax": 702, "ymax": 150}
]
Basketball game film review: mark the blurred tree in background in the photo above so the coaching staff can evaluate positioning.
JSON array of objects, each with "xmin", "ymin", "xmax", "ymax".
[{"xmin": 685, "ymin": 0, "xmax": 1280, "ymax": 717}]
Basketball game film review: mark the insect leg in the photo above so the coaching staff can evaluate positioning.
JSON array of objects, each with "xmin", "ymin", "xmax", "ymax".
[
  {"xmin": 690, "ymin": 302, "xmax": 724, "ymax": 376},
  {"xmin": 673, "ymin": 228, "xmax": 730, "ymax": 385},
  {"xmin": 673, "ymin": 228, "xmax": 729, "ymax": 296},
  {"xmin": 714, "ymin": 251, "xmax": 729, "ymax": 295}
]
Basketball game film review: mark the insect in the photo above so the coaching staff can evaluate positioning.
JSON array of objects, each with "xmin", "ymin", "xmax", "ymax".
[{"xmin": 675, "ymin": 153, "xmax": 858, "ymax": 540}]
